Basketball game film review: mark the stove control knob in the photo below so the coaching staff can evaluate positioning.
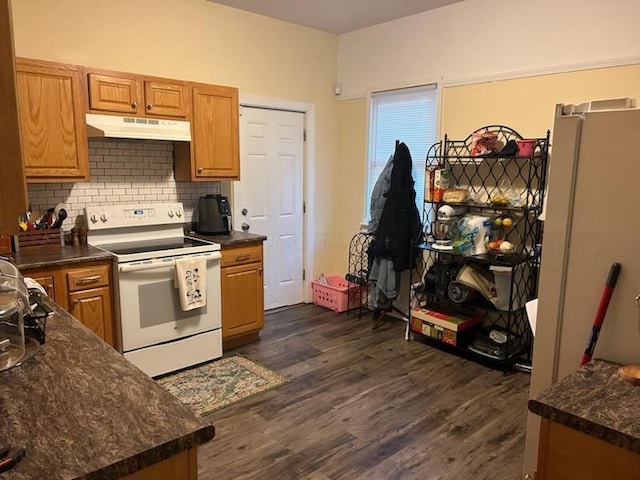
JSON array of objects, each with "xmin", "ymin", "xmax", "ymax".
[
  {"xmin": 90, "ymin": 214, "xmax": 98, "ymax": 224},
  {"xmin": 176, "ymin": 209, "xmax": 182, "ymax": 218},
  {"xmin": 100, "ymin": 213, "xmax": 108, "ymax": 223},
  {"xmin": 168, "ymin": 209, "xmax": 174, "ymax": 218}
]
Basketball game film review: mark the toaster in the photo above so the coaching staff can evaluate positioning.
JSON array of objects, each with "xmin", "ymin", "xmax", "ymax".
[{"xmin": 197, "ymin": 195, "xmax": 232, "ymax": 235}]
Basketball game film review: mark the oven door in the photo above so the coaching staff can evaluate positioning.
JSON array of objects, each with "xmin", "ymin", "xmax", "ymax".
[{"xmin": 116, "ymin": 251, "xmax": 221, "ymax": 352}]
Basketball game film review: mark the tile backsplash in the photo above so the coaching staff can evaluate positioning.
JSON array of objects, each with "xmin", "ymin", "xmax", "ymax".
[{"xmin": 27, "ymin": 139, "xmax": 220, "ymax": 229}]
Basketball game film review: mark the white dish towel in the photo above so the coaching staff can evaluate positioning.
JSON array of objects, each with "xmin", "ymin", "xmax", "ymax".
[{"xmin": 174, "ymin": 257, "xmax": 207, "ymax": 311}]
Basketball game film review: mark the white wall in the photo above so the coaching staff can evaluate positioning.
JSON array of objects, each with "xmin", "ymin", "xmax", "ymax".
[{"xmin": 337, "ymin": 0, "xmax": 640, "ymax": 98}]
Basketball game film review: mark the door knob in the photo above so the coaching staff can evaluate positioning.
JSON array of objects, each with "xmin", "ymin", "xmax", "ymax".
[
  {"xmin": 241, "ymin": 223, "xmax": 250, "ymax": 231},
  {"xmin": 241, "ymin": 208, "xmax": 248, "ymax": 216}
]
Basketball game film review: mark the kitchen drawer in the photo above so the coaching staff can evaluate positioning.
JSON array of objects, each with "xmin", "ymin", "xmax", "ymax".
[
  {"xmin": 66, "ymin": 264, "xmax": 110, "ymax": 292},
  {"xmin": 221, "ymin": 244, "xmax": 262, "ymax": 268}
]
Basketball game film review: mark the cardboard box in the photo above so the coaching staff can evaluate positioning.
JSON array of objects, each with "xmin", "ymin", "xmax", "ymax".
[
  {"xmin": 410, "ymin": 316, "xmax": 477, "ymax": 347},
  {"xmin": 410, "ymin": 307, "xmax": 482, "ymax": 332}
]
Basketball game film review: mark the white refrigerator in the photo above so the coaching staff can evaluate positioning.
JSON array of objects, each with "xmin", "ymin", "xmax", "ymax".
[{"xmin": 523, "ymin": 101, "xmax": 640, "ymax": 476}]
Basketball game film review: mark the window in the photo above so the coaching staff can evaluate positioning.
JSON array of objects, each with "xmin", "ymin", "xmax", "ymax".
[{"xmin": 366, "ymin": 84, "xmax": 438, "ymax": 223}]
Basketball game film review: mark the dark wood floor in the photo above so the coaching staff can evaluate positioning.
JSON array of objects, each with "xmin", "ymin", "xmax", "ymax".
[{"xmin": 198, "ymin": 304, "xmax": 530, "ymax": 480}]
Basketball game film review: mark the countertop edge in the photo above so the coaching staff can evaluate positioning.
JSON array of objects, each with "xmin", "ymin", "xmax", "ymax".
[
  {"xmin": 6, "ymin": 245, "xmax": 115, "ymax": 270},
  {"xmin": 81, "ymin": 425, "xmax": 216, "ymax": 480}
]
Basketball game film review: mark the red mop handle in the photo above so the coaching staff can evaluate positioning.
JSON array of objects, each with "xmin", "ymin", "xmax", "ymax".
[{"xmin": 580, "ymin": 263, "xmax": 621, "ymax": 366}]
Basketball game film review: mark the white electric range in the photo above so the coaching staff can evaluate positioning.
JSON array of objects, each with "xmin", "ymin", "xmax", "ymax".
[{"xmin": 85, "ymin": 203, "xmax": 222, "ymax": 377}]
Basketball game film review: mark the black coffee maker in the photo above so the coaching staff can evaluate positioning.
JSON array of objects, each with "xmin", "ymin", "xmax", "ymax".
[{"xmin": 196, "ymin": 195, "xmax": 232, "ymax": 235}]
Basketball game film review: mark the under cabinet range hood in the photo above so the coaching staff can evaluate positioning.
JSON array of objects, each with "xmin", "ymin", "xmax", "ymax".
[{"xmin": 85, "ymin": 113, "xmax": 191, "ymax": 141}]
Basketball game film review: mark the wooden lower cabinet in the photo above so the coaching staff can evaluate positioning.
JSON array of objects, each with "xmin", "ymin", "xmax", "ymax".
[
  {"xmin": 22, "ymin": 261, "xmax": 116, "ymax": 348},
  {"xmin": 220, "ymin": 243, "xmax": 264, "ymax": 345},
  {"xmin": 536, "ymin": 418, "xmax": 640, "ymax": 480},
  {"xmin": 121, "ymin": 447, "xmax": 197, "ymax": 480},
  {"xmin": 68, "ymin": 286, "xmax": 113, "ymax": 346}
]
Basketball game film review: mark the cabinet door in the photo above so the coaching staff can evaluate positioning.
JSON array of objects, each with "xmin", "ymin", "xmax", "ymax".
[
  {"xmin": 221, "ymin": 262, "xmax": 264, "ymax": 339},
  {"xmin": 87, "ymin": 73, "xmax": 141, "ymax": 115},
  {"xmin": 143, "ymin": 80, "xmax": 187, "ymax": 118},
  {"xmin": 29, "ymin": 273, "xmax": 59, "ymax": 303},
  {"xmin": 68, "ymin": 286, "xmax": 114, "ymax": 346},
  {"xmin": 175, "ymin": 84, "xmax": 239, "ymax": 181},
  {"xmin": 0, "ymin": 3, "xmax": 28, "ymax": 234},
  {"xmin": 16, "ymin": 59, "xmax": 89, "ymax": 181},
  {"xmin": 22, "ymin": 267, "xmax": 65, "ymax": 308}
]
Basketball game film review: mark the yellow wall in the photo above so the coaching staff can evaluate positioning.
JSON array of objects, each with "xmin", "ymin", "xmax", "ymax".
[
  {"xmin": 338, "ymin": 64, "xmax": 640, "ymax": 275},
  {"xmin": 442, "ymin": 64, "xmax": 640, "ymax": 140},
  {"xmin": 11, "ymin": 0, "xmax": 341, "ymax": 276}
]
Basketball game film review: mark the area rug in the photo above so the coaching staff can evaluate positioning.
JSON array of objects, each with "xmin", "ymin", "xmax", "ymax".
[{"xmin": 157, "ymin": 355, "xmax": 288, "ymax": 416}]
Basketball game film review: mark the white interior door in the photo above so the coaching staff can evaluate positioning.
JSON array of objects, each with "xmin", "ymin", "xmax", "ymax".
[{"xmin": 234, "ymin": 107, "xmax": 304, "ymax": 310}]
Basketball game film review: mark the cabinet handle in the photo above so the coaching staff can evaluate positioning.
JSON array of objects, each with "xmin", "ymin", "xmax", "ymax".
[
  {"xmin": 146, "ymin": 103, "xmax": 153, "ymax": 110},
  {"xmin": 45, "ymin": 284, "xmax": 54, "ymax": 297},
  {"xmin": 73, "ymin": 298, "xmax": 80, "ymax": 305},
  {"xmin": 131, "ymin": 101, "xmax": 137, "ymax": 109},
  {"xmin": 235, "ymin": 254, "xmax": 250, "ymax": 262},
  {"xmin": 197, "ymin": 167, "xmax": 203, "ymax": 174},
  {"xmin": 258, "ymin": 268, "xmax": 263, "ymax": 275},
  {"xmin": 76, "ymin": 275, "xmax": 100, "ymax": 284}
]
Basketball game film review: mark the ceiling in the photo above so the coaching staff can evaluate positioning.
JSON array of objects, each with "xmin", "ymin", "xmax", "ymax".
[{"xmin": 208, "ymin": 0, "xmax": 464, "ymax": 34}]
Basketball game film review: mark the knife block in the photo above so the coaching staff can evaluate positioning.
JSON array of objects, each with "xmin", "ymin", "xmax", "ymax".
[{"xmin": 13, "ymin": 229, "xmax": 64, "ymax": 251}]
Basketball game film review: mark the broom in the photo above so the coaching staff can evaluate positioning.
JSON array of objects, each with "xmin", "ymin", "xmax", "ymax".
[{"xmin": 580, "ymin": 263, "xmax": 621, "ymax": 366}]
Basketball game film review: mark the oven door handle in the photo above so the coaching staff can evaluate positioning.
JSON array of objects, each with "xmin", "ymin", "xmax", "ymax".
[{"xmin": 119, "ymin": 252, "xmax": 221, "ymax": 273}]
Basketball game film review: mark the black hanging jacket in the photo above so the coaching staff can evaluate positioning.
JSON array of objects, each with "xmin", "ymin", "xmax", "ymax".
[{"xmin": 370, "ymin": 142, "xmax": 422, "ymax": 271}]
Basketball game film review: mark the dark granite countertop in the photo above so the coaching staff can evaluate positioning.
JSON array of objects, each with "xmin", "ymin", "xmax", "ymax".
[
  {"xmin": 529, "ymin": 359, "xmax": 640, "ymax": 454},
  {"xmin": 187, "ymin": 229, "xmax": 267, "ymax": 247},
  {"xmin": 0, "ymin": 301, "xmax": 214, "ymax": 479},
  {"xmin": 5, "ymin": 245, "xmax": 115, "ymax": 271}
]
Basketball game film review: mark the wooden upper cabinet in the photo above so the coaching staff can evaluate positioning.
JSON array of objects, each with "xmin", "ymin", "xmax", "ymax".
[
  {"xmin": 174, "ymin": 83, "xmax": 239, "ymax": 181},
  {"xmin": 0, "ymin": 0, "xmax": 28, "ymax": 234},
  {"xmin": 87, "ymin": 73, "xmax": 141, "ymax": 114},
  {"xmin": 87, "ymin": 72, "xmax": 187, "ymax": 118},
  {"xmin": 144, "ymin": 80, "xmax": 186, "ymax": 117},
  {"xmin": 15, "ymin": 58, "xmax": 89, "ymax": 182}
]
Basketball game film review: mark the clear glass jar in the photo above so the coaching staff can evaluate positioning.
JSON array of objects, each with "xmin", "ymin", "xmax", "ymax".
[{"xmin": 0, "ymin": 295, "xmax": 26, "ymax": 371}]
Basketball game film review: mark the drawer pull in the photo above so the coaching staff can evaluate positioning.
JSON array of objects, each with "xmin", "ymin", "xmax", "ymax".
[
  {"xmin": 235, "ymin": 254, "xmax": 250, "ymax": 262},
  {"xmin": 45, "ymin": 284, "xmax": 54, "ymax": 296},
  {"xmin": 76, "ymin": 275, "xmax": 101, "ymax": 284}
]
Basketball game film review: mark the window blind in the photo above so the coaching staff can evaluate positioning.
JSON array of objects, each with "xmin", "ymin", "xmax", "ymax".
[{"xmin": 366, "ymin": 84, "xmax": 438, "ymax": 223}]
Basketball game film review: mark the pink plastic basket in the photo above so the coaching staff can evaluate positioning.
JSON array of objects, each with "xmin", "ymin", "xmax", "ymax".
[{"xmin": 312, "ymin": 275, "xmax": 362, "ymax": 313}]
